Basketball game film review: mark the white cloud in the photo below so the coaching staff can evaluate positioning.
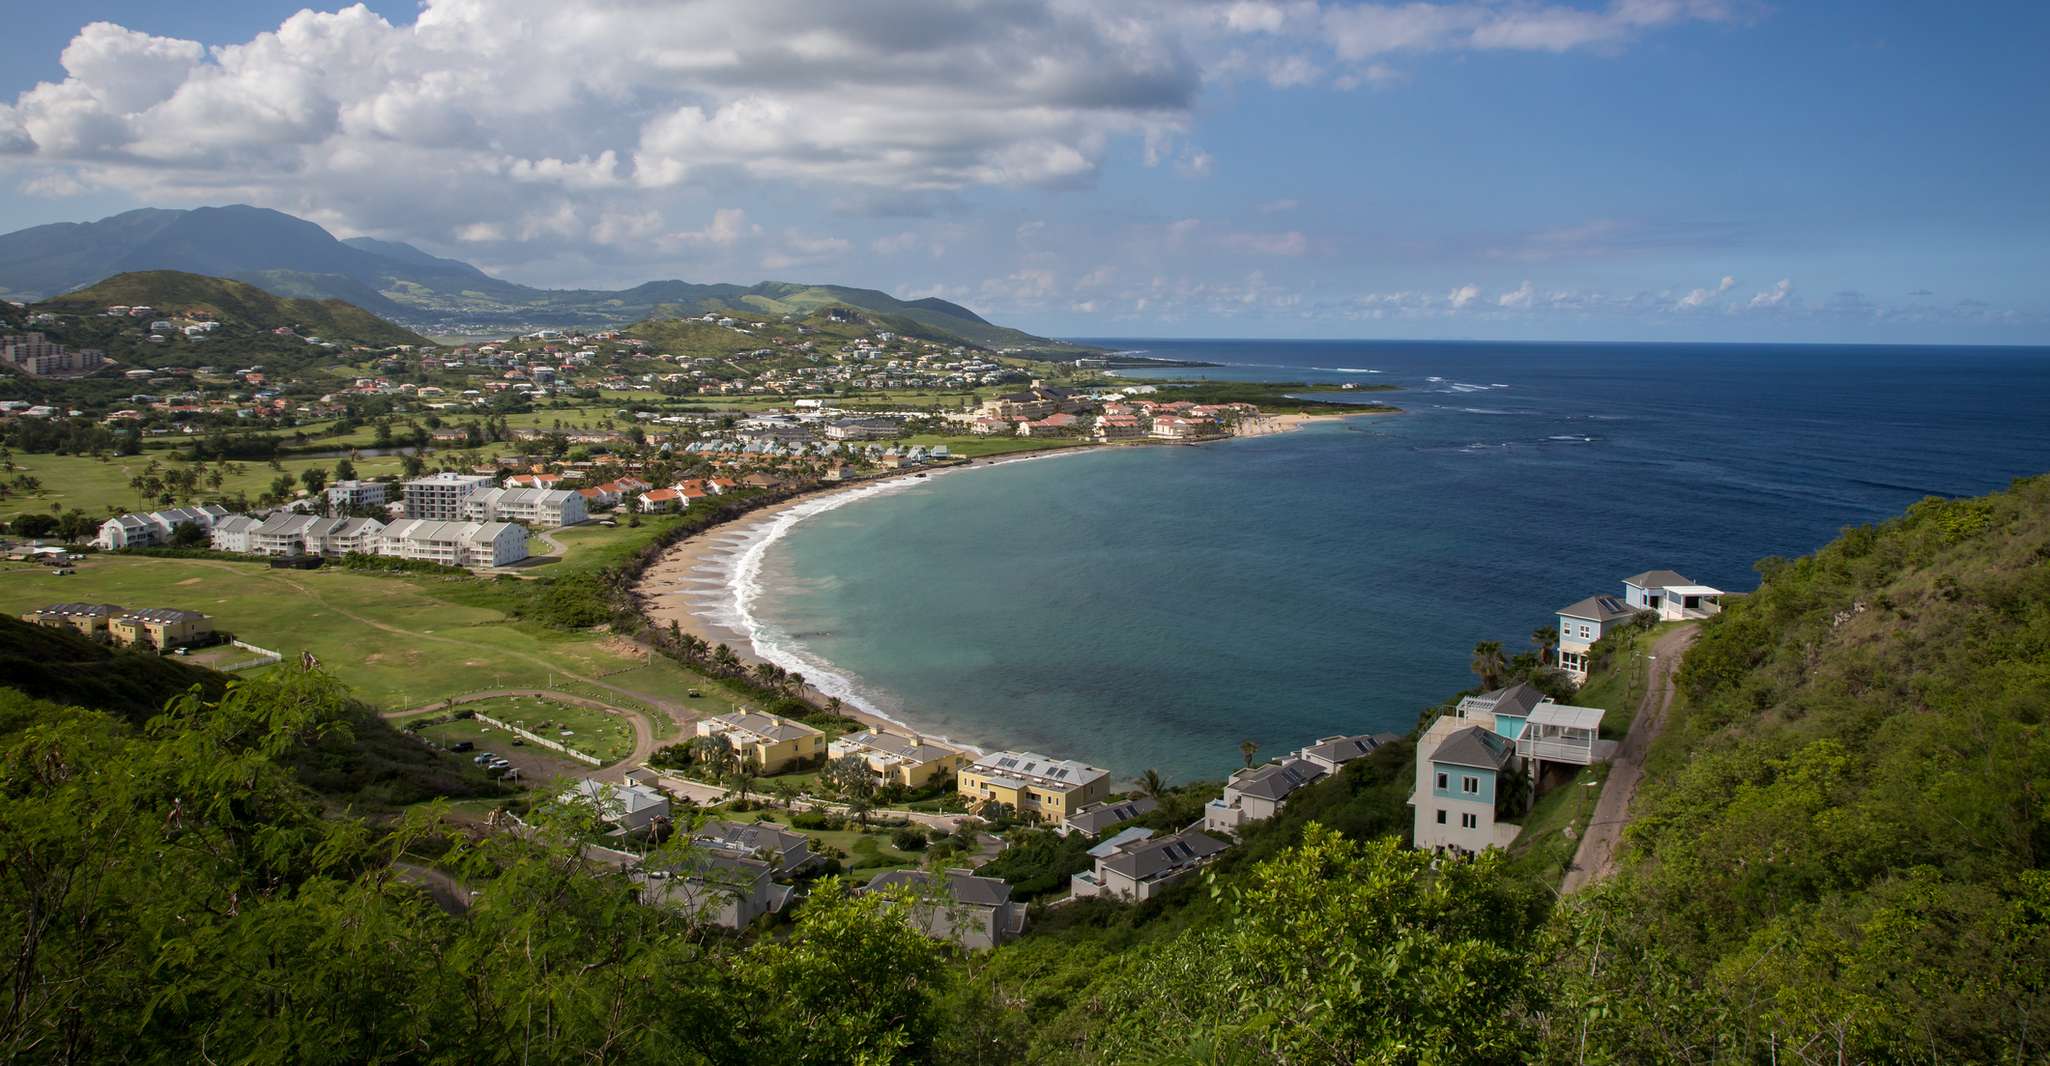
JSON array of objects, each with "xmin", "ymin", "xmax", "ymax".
[
  {"xmin": 1323, "ymin": 0, "xmax": 1735, "ymax": 59},
  {"xmin": 1497, "ymin": 280, "xmax": 1536, "ymax": 309},
  {"xmin": 1719, "ymin": 274, "xmax": 1737, "ymax": 292},
  {"xmin": 1749, "ymin": 277, "xmax": 1793, "ymax": 308},
  {"xmin": 1448, "ymin": 283, "xmax": 1481, "ymax": 309},
  {"xmin": 668, "ymin": 208, "xmax": 757, "ymax": 249}
]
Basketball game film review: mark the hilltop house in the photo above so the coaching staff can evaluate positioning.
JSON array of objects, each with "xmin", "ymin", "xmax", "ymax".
[
  {"xmin": 862, "ymin": 869, "xmax": 1027, "ymax": 950},
  {"xmin": 1554, "ymin": 593, "xmax": 1637, "ymax": 682},
  {"xmin": 1621, "ymin": 569, "xmax": 1725, "ymax": 621},
  {"xmin": 696, "ymin": 711, "xmax": 825, "ymax": 774},
  {"xmin": 957, "ymin": 750, "xmax": 1111, "ymax": 825},
  {"xmin": 1411, "ymin": 682, "xmax": 1610, "ymax": 854},
  {"xmin": 1069, "ymin": 827, "xmax": 1229, "ymax": 902},
  {"xmin": 826, "ymin": 730, "xmax": 968, "ymax": 789}
]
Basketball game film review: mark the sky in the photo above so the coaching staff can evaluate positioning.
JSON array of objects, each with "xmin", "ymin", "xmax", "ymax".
[{"xmin": 2, "ymin": 1, "xmax": 2046, "ymax": 344}]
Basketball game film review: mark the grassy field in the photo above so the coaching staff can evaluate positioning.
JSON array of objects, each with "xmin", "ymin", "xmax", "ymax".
[
  {"xmin": 897, "ymin": 433, "xmax": 1092, "ymax": 458},
  {"xmin": 0, "ymin": 555, "xmax": 745, "ymax": 725},
  {"xmin": 0, "ymin": 450, "xmax": 414, "ymax": 520},
  {"xmin": 458, "ymin": 694, "xmax": 636, "ymax": 763}
]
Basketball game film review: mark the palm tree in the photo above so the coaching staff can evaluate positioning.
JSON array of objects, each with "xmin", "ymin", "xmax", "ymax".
[
  {"xmin": 770, "ymin": 780, "xmax": 799, "ymax": 809},
  {"xmin": 1531, "ymin": 626, "xmax": 1559, "ymax": 667},
  {"xmin": 1239, "ymin": 739, "xmax": 1261, "ymax": 769},
  {"xmin": 729, "ymin": 754, "xmax": 760, "ymax": 806},
  {"xmin": 1470, "ymin": 640, "xmax": 1507, "ymax": 690},
  {"xmin": 1138, "ymin": 768, "xmax": 1168, "ymax": 800},
  {"xmin": 846, "ymin": 792, "xmax": 876, "ymax": 828}
]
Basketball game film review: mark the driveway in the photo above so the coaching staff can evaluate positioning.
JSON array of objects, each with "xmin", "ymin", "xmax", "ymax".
[{"xmin": 1561, "ymin": 624, "xmax": 1699, "ymax": 894}]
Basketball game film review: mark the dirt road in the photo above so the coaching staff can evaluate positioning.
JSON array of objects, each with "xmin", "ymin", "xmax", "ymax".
[{"xmin": 1561, "ymin": 624, "xmax": 1698, "ymax": 894}]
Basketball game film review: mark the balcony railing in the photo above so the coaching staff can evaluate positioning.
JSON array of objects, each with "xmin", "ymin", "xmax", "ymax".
[{"xmin": 1518, "ymin": 736, "xmax": 1596, "ymax": 765}]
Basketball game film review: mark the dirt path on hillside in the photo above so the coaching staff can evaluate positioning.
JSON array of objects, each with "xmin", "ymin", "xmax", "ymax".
[
  {"xmin": 384, "ymin": 688, "xmax": 658, "ymax": 781},
  {"xmin": 1561, "ymin": 624, "xmax": 1699, "ymax": 894}
]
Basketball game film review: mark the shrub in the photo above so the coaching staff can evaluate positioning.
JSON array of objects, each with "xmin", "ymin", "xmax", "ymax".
[{"xmin": 892, "ymin": 827, "xmax": 929, "ymax": 851}]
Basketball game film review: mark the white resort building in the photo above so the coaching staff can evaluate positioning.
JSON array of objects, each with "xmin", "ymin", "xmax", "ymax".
[
  {"xmin": 402, "ymin": 472, "xmax": 496, "ymax": 520},
  {"xmin": 465, "ymin": 486, "xmax": 588, "ymax": 527}
]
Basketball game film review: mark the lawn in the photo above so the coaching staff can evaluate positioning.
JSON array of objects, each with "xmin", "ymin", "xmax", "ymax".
[
  {"xmin": 0, "ymin": 555, "xmax": 726, "ymax": 727},
  {"xmin": 897, "ymin": 433, "xmax": 1092, "ymax": 458},
  {"xmin": 457, "ymin": 694, "xmax": 637, "ymax": 764},
  {"xmin": 1571, "ymin": 622, "xmax": 1683, "ymax": 742},
  {"xmin": 728, "ymin": 807, "xmax": 927, "ymax": 874},
  {"xmin": 0, "ymin": 450, "xmax": 414, "ymax": 520},
  {"xmin": 1501, "ymin": 762, "xmax": 1610, "ymax": 888}
]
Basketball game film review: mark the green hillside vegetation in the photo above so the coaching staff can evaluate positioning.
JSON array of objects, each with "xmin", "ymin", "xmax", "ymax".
[
  {"xmin": 39, "ymin": 270, "xmax": 429, "ymax": 348},
  {"xmin": 1551, "ymin": 475, "xmax": 2050, "ymax": 1060},
  {"xmin": 1, "ymin": 476, "xmax": 2045, "ymax": 1062}
]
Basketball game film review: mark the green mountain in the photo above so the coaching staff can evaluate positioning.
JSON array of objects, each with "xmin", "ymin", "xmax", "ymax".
[
  {"xmin": 0, "ymin": 205, "xmax": 1076, "ymax": 349},
  {"xmin": 37, "ymin": 271, "xmax": 430, "ymax": 348}
]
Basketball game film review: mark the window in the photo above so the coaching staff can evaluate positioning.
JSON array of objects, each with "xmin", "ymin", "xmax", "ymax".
[
  {"xmin": 1461, "ymin": 812, "xmax": 1478, "ymax": 829},
  {"xmin": 1462, "ymin": 776, "xmax": 1480, "ymax": 794},
  {"xmin": 1435, "ymin": 809, "xmax": 1447, "ymax": 824},
  {"xmin": 1435, "ymin": 771, "xmax": 1448, "ymax": 790}
]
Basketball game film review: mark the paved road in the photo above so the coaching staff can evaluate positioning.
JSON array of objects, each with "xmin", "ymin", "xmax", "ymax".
[
  {"xmin": 386, "ymin": 687, "xmax": 663, "ymax": 781},
  {"xmin": 1561, "ymin": 624, "xmax": 1699, "ymax": 894}
]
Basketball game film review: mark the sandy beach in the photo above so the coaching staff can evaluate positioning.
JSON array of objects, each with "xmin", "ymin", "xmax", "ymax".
[{"xmin": 632, "ymin": 409, "xmax": 1389, "ymax": 741}]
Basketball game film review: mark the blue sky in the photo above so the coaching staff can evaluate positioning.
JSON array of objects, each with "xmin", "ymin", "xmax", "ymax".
[{"xmin": 2, "ymin": 1, "xmax": 2046, "ymax": 344}]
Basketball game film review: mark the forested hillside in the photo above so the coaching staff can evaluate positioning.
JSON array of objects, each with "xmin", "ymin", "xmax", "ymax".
[
  {"xmin": 1549, "ymin": 475, "xmax": 2050, "ymax": 1061},
  {"xmin": 1, "ymin": 476, "xmax": 2045, "ymax": 1063}
]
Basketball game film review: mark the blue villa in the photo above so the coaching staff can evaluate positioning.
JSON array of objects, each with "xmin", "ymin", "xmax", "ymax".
[{"xmin": 1409, "ymin": 682, "xmax": 1609, "ymax": 855}]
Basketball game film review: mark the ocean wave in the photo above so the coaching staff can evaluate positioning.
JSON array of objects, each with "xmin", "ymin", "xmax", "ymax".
[
  {"xmin": 1330, "ymin": 367, "xmax": 1383, "ymax": 374},
  {"xmin": 1547, "ymin": 434, "xmax": 1596, "ymax": 443}
]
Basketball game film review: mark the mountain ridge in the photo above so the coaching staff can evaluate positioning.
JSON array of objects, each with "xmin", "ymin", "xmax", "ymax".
[{"xmin": 0, "ymin": 205, "xmax": 1068, "ymax": 349}]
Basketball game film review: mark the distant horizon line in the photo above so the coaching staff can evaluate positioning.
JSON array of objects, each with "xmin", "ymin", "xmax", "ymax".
[{"xmin": 1058, "ymin": 334, "xmax": 2050, "ymax": 351}]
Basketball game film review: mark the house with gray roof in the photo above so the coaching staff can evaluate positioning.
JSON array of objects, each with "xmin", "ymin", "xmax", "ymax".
[
  {"xmin": 863, "ymin": 869, "xmax": 1027, "ymax": 949},
  {"xmin": 1071, "ymin": 828, "xmax": 1229, "ymax": 903},
  {"xmin": 1621, "ymin": 569, "xmax": 1725, "ymax": 621},
  {"xmin": 642, "ymin": 846, "xmax": 793, "ymax": 931},
  {"xmin": 1204, "ymin": 758, "xmax": 1326, "ymax": 835},
  {"xmin": 1294, "ymin": 732, "xmax": 1401, "ymax": 775},
  {"xmin": 1060, "ymin": 796, "xmax": 1158, "ymax": 837},
  {"xmin": 1556, "ymin": 592, "xmax": 1639, "ymax": 681},
  {"xmin": 691, "ymin": 818, "xmax": 818, "ymax": 876},
  {"xmin": 1410, "ymin": 716, "xmax": 1523, "ymax": 856}
]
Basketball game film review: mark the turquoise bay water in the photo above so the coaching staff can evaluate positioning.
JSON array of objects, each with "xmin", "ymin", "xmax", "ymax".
[{"xmin": 740, "ymin": 340, "xmax": 2050, "ymax": 782}]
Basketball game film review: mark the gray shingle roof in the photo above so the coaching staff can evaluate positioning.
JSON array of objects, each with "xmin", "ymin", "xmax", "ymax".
[
  {"xmin": 1097, "ymin": 829, "xmax": 1228, "ymax": 881},
  {"xmin": 1558, "ymin": 594, "xmax": 1636, "ymax": 622},
  {"xmin": 1063, "ymin": 796, "xmax": 1158, "ymax": 835},
  {"xmin": 1622, "ymin": 569, "xmax": 1691, "ymax": 589},
  {"xmin": 864, "ymin": 869, "xmax": 1013, "ymax": 908},
  {"xmin": 1297, "ymin": 733, "xmax": 1391, "ymax": 765},
  {"xmin": 1478, "ymin": 681, "xmax": 1549, "ymax": 719},
  {"xmin": 1431, "ymin": 726, "xmax": 1517, "ymax": 770},
  {"xmin": 1228, "ymin": 758, "xmax": 1326, "ymax": 802}
]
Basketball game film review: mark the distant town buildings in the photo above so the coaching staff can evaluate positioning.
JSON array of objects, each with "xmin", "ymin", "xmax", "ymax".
[{"xmin": 1, "ymin": 333, "xmax": 106, "ymax": 377}]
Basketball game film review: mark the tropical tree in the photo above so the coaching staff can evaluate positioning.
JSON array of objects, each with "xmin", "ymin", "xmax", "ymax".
[
  {"xmin": 1239, "ymin": 738, "xmax": 1261, "ymax": 769},
  {"xmin": 1531, "ymin": 626, "xmax": 1559, "ymax": 666},
  {"xmin": 1138, "ymin": 768, "xmax": 1168, "ymax": 800},
  {"xmin": 845, "ymin": 791, "xmax": 877, "ymax": 828},
  {"xmin": 1470, "ymin": 640, "xmax": 1507, "ymax": 689}
]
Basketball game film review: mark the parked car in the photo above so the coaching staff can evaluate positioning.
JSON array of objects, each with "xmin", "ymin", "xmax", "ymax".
[
  {"xmin": 449, "ymin": 740, "xmax": 474, "ymax": 753},
  {"xmin": 472, "ymin": 752, "xmax": 496, "ymax": 766}
]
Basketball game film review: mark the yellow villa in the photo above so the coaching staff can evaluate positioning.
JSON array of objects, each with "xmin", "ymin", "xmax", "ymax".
[
  {"xmin": 957, "ymin": 750, "xmax": 1111, "ymax": 824},
  {"xmin": 827, "ymin": 730, "xmax": 968, "ymax": 790},
  {"xmin": 696, "ymin": 711, "xmax": 825, "ymax": 774},
  {"xmin": 21, "ymin": 602, "xmax": 127, "ymax": 638},
  {"xmin": 106, "ymin": 607, "xmax": 214, "ymax": 650}
]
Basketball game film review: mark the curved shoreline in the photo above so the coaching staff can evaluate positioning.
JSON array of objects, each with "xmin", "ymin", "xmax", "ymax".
[{"xmin": 633, "ymin": 410, "xmax": 1381, "ymax": 748}]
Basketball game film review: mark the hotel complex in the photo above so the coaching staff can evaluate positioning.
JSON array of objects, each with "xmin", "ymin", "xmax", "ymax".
[{"xmin": 956, "ymin": 750, "xmax": 1111, "ymax": 824}]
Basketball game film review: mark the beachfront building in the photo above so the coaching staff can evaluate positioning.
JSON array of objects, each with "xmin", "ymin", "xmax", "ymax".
[
  {"xmin": 1069, "ymin": 827, "xmax": 1229, "ymax": 903},
  {"xmin": 1555, "ymin": 593, "xmax": 1637, "ymax": 682},
  {"xmin": 326, "ymin": 479, "xmax": 391, "ymax": 512},
  {"xmin": 1410, "ymin": 716, "xmax": 1521, "ymax": 855},
  {"xmin": 642, "ymin": 847, "xmax": 793, "ymax": 931},
  {"xmin": 377, "ymin": 519, "xmax": 528, "ymax": 568},
  {"xmin": 695, "ymin": 711, "xmax": 825, "ymax": 774},
  {"xmin": 1060, "ymin": 796, "xmax": 1158, "ymax": 838},
  {"xmin": 106, "ymin": 607, "xmax": 213, "ymax": 650},
  {"xmin": 1622, "ymin": 569, "xmax": 1726, "ymax": 621},
  {"xmin": 862, "ymin": 869, "xmax": 1027, "ymax": 950},
  {"xmin": 957, "ymin": 750, "xmax": 1111, "ymax": 825},
  {"xmin": 402, "ymin": 472, "xmax": 495, "ymax": 520},
  {"xmin": 465, "ymin": 486, "xmax": 588, "ymax": 526},
  {"xmin": 826, "ymin": 730, "xmax": 969, "ymax": 790}
]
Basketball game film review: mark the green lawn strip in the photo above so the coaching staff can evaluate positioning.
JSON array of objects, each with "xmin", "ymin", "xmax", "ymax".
[
  {"xmin": 0, "ymin": 450, "xmax": 414, "ymax": 520},
  {"xmin": 1500, "ymin": 762, "xmax": 1610, "ymax": 888}
]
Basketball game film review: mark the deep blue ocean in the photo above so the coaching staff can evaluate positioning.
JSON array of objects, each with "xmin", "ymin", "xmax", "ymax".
[{"xmin": 742, "ymin": 340, "xmax": 2050, "ymax": 782}]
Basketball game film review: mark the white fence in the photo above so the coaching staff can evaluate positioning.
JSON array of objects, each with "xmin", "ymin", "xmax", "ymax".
[
  {"xmin": 217, "ymin": 639, "xmax": 283, "ymax": 672},
  {"xmin": 474, "ymin": 713, "xmax": 604, "ymax": 766}
]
